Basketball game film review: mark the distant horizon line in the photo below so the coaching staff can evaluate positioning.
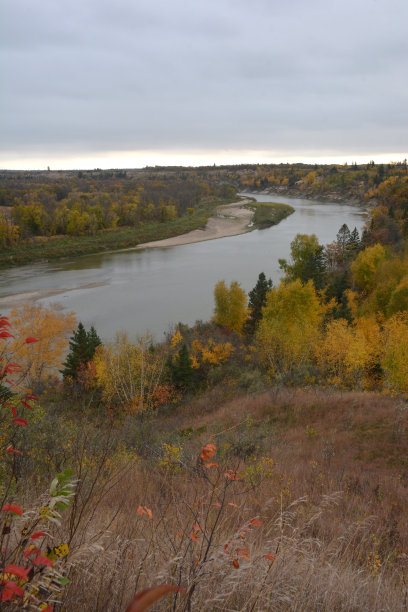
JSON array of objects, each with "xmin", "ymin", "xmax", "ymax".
[{"xmin": 1, "ymin": 149, "xmax": 407, "ymax": 172}]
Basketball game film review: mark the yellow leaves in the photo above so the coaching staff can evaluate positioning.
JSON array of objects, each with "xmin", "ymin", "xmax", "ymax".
[
  {"xmin": 256, "ymin": 280, "xmax": 324, "ymax": 376},
  {"xmin": 213, "ymin": 280, "xmax": 248, "ymax": 334},
  {"xmin": 381, "ymin": 313, "xmax": 408, "ymax": 392},
  {"xmin": 171, "ymin": 329, "xmax": 182, "ymax": 348},
  {"xmin": 7, "ymin": 303, "xmax": 76, "ymax": 386},
  {"xmin": 157, "ymin": 443, "xmax": 183, "ymax": 474},
  {"xmin": 94, "ymin": 333, "xmax": 164, "ymax": 412},
  {"xmin": 351, "ymin": 244, "xmax": 387, "ymax": 292}
]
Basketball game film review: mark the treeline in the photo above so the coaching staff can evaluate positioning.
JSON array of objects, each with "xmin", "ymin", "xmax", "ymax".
[{"xmin": 0, "ymin": 171, "xmax": 236, "ymax": 248}]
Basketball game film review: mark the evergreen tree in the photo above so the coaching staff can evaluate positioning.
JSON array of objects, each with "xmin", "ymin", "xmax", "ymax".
[
  {"xmin": 347, "ymin": 227, "xmax": 361, "ymax": 255},
  {"xmin": 243, "ymin": 272, "xmax": 273, "ymax": 336},
  {"xmin": 61, "ymin": 322, "xmax": 102, "ymax": 380},
  {"xmin": 167, "ymin": 343, "xmax": 194, "ymax": 390}
]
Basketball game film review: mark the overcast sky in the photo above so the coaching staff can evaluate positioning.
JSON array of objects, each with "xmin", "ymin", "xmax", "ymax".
[{"xmin": 1, "ymin": 0, "xmax": 407, "ymax": 169}]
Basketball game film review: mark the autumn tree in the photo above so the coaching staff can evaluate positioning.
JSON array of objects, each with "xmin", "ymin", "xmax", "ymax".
[
  {"xmin": 256, "ymin": 280, "xmax": 324, "ymax": 379},
  {"xmin": 351, "ymin": 243, "xmax": 387, "ymax": 293},
  {"xmin": 213, "ymin": 280, "xmax": 247, "ymax": 334},
  {"xmin": 6, "ymin": 303, "xmax": 76, "ymax": 387},
  {"xmin": 93, "ymin": 333, "xmax": 167, "ymax": 412},
  {"xmin": 243, "ymin": 272, "xmax": 272, "ymax": 336}
]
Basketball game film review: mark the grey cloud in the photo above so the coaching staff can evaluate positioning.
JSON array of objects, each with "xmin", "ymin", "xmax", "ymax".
[{"xmin": 1, "ymin": 0, "xmax": 407, "ymax": 163}]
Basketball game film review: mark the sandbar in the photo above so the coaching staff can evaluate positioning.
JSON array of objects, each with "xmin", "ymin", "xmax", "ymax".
[{"xmin": 137, "ymin": 199, "xmax": 254, "ymax": 249}]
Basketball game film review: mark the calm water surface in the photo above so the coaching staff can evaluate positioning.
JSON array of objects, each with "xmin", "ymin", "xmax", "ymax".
[{"xmin": 0, "ymin": 194, "xmax": 367, "ymax": 341}]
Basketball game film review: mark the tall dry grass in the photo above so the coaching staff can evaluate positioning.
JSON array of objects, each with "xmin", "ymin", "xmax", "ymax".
[{"xmin": 51, "ymin": 388, "xmax": 408, "ymax": 610}]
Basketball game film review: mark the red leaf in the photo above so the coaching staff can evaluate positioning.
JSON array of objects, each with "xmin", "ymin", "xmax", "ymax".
[
  {"xmin": 25, "ymin": 394, "xmax": 38, "ymax": 401},
  {"xmin": 0, "ymin": 331, "xmax": 13, "ymax": 339},
  {"xmin": 11, "ymin": 407, "xmax": 17, "ymax": 418},
  {"xmin": 1, "ymin": 582, "xmax": 23, "ymax": 600},
  {"xmin": 21, "ymin": 400, "xmax": 32, "ymax": 410},
  {"xmin": 25, "ymin": 337, "xmax": 38, "ymax": 343},
  {"xmin": 0, "ymin": 317, "xmax": 11, "ymax": 326},
  {"xmin": 250, "ymin": 517, "xmax": 262, "ymax": 527},
  {"xmin": 125, "ymin": 585, "xmax": 183, "ymax": 612},
  {"xmin": 137, "ymin": 505, "xmax": 145, "ymax": 516},
  {"xmin": 2, "ymin": 504, "xmax": 23, "ymax": 516},
  {"xmin": 264, "ymin": 553, "xmax": 277, "ymax": 562},
  {"xmin": 33, "ymin": 556, "xmax": 53, "ymax": 567},
  {"xmin": 6, "ymin": 445, "xmax": 23, "ymax": 456},
  {"xmin": 4, "ymin": 564, "xmax": 29, "ymax": 580},
  {"xmin": 30, "ymin": 531, "xmax": 49, "ymax": 540},
  {"xmin": 41, "ymin": 607, "xmax": 54, "ymax": 612},
  {"xmin": 24, "ymin": 546, "xmax": 41, "ymax": 558},
  {"xmin": 12, "ymin": 418, "xmax": 27, "ymax": 427}
]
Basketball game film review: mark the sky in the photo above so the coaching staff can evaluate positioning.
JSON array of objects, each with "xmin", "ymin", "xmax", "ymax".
[{"xmin": 1, "ymin": 0, "xmax": 407, "ymax": 170}]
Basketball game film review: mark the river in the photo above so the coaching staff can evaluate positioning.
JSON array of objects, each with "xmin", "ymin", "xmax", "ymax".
[{"xmin": 0, "ymin": 193, "xmax": 367, "ymax": 341}]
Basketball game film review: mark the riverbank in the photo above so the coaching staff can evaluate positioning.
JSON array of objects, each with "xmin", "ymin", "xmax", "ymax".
[
  {"xmin": 137, "ymin": 199, "xmax": 254, "ymax": 248},
  {"xmin": 0, "ymin": 199, "xmax": 235, "ymax": 268},
  {"xmin": 136, "ymin": 200, "xmax": 295, "ymax": 249}
]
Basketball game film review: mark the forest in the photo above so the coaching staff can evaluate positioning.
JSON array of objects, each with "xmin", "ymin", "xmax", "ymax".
[{"xmin": 0, "ymin": 164, "xmax": 408, "ymax": 610}]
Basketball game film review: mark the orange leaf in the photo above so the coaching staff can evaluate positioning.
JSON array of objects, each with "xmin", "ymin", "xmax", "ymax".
[
  {"xmin": 137, "ymin": 505, "xmax": 145, "ymax": 516},
  {"xmin": 193, "ymin": 523, "xmax": 201, "ymax": 531},
  {"xmin": 225, "ymin": 470, "xmax": 240, "ymax": 480},
  {"xmin": 232, "ymin": 559, "xmax": 240, "ymax": 568},
  {"xmin": 144, "ymin": 506, "xmax": 153, "ymax": 520},
  {"xmin": 264, "ymin": 553, "xmax": 277, "ymax": 562},
  {"xmin": 200, "ymin": 443, "xmax": 216, "ymax": 461},
  {"xmin": 227, "ymin": 502, "xmax": 238, "ymax": 507},
  {"xmin": 204, "ymin": 462, "xmax": 219, "ymax": 468},
  {"xmin": 250, "ymin": 517, "xmax": 262, "ymax": 527},
  {"xmin": 125, "ymin": 585, "xmax": 183, "ymax": 612},
  {"xmin": 190, "ymin": 531, "xmax": 199, "ymax": 542}
]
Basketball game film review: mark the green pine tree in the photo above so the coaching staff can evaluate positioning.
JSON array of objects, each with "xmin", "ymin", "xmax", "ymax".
[
  {"xmin": 167, "ymin": 343, "xmax": 194, "ymax": 390},
  {"xmin": 61, "ymin": 322, "xmax": 102, "ymax": 380},
  {"xmin": 243, "ymin": 272, "xmax": 273, "ymax": 336}
]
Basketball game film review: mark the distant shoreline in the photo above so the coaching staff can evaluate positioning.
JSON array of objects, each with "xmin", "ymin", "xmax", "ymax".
[{"xmin": 136, "ymin": 199, "xmax": 254, "ymax": 249}]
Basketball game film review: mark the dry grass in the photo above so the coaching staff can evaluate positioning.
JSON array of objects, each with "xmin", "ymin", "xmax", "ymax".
[{"xmin": 49, "ymin": 388, "xmax": 408, "ymax": 610}]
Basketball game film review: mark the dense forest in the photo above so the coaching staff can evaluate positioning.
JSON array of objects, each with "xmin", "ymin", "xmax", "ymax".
[
  {"xmin": 0, "ymin": 162, "xmax": 408, "ymax": 610},
  {"xmin": 0, "ymin": 159, "xmax": 407, "ymax": 263}
]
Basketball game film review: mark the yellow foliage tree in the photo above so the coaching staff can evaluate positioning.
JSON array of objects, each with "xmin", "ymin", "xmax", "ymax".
[
  {"xmin": 93, "ymin": 333, "xmax": 165, "ymax": 412},
  {"xmin": 351, "ymin": 244, "xmax": 387, "ymax": 293},
  {"xmin": 318, "ymin": 316, "xmax": 382, "ymax": 389},
  {"xmin": 213, "ymin": 280, "xmax": 247, "ymax": 334},
  {"xmin": 6, "ymin": 303, "xmax": 76, "ymax": 386},
  {"xmin": 256, "ymin": 280, "xmax": 324, "ymax": 378},
  {"xmin": 381, "ymin": 313, "xmax": 408, "ymax": 393}
]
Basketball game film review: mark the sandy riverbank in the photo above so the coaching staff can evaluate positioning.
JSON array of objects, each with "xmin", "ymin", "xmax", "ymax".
[{"xmin": 137, "ymin": 199, "xmax": 254, "ymax": 249}]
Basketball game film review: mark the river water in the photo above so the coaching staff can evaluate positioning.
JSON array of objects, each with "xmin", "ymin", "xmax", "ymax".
[{"xmin": 0, "ymin": 193, "xmax": 367, "ymax": 341}]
